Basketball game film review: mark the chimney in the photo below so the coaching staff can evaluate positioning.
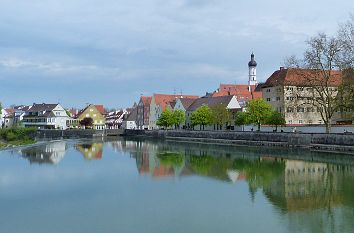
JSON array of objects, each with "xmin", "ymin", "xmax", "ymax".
[{"xmin": 280, "ymin": 67, "xmax": 285, "ymax": 70}]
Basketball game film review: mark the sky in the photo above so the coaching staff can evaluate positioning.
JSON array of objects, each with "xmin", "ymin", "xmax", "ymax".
[{"xmin": 0, "ymin": 0, "xmax": 353, "ymax": 109}]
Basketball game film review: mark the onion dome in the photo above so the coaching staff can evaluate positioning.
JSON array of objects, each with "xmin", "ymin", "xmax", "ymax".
[{"xmin": 248, "ymin": 53, "xmax": 257, "ymax": 67}]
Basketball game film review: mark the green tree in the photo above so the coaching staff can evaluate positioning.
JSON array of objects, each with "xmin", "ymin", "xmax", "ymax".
[
  {"xmin": 267, "ymin": 111, "xmax": 286, "ymax": 132},
  {"xmin": 156, "ymin": 108, "xmax": 174, "ymax": 129},
  {"xmin": 211, "ymin": 103, "xmax": 230, "ymax": 130},
  {"xmin": 190, "ymin": 105, "xmax": 213, "ymax": 130},
  {"xmin": 234, "ymin": 111, "xmax": 248, "ymax": 131},
  {"xmin": 172, "ymin": 109, "xmax": 185, "ymax": 129},
  {"xmin": 245, "ymin": 99, "xmax": 273, "ymax": 131}
]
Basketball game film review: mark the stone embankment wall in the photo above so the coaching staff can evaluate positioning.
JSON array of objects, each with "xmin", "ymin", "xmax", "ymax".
[
  {"xmin": 124, "ymin": 129, "xmax": 354, "ymax": 153},
  {"xmin": 36, "ymin": 129, "xmax": 123, "ymax": 140}
]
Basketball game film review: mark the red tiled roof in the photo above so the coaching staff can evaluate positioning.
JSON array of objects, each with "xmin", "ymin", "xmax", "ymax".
[
  {"xmin": 264, "ymin": 68, "xmax": 343, "ymax": 87},
  {"xmin": 212, "ymin": 84, "xmax": 262, "ymax": 101},
  {"xmin": 153, "ymin": 94, "xmax": 199, "ymax": 111},
  {"xmin": 76, "ymin": 104, "xmax": 105, "ymax": 118},
  {"xmin": 140, "ymin": 96, "xmax": 152, "ymax": 106},
  {"xmin": 4, "ymin": 108, "xmax": 15, "ymax": 114},
  {"xmin": 94, "ymin": 105, "xmax": 105, "ymax": 115}
]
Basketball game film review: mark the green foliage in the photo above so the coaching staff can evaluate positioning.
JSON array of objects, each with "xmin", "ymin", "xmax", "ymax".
[
  {"xmin": 267, "ymin": 111, "xmax": 286, "ymax": 131},
  {"xmin": 0, "ymin": 127, "xmax": 36, "ymax": 148},
  {"xmin": 172, "ymin": 109, "xmax": 185, "ymax": 128},
  {"xmin": 156, "ymin": 108, "xmax": 174, "ymax": 129},
  {"xmin": 211, "ymin": 104, "xmax": 230, "ymax": 128},
  {"xmin": 189, "ymin": 155, "xmax": 215, "ymax": 175},
  {"xmin": 190, "ymin": 105, "xmax": 213, "ymax": 129},
  {"xmin": 233, "ymin": 158, "xmax": 285, "ymax": 193},
  {"xmin": 244, "ymin": 99, "xmax": 273, "ymax": 130},
  {"xmin": 157, "ymin": 152, "xmax": 185, "ymax": 168},
  {"xmin": 234, "ymin": 111, "xmax": 248, "ymax": 126},
  {"xmin": 65, "ymin": 110, "xmax": 72, "ymax": 117}
]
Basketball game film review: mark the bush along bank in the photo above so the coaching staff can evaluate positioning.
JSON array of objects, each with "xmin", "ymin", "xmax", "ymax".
[{"xmin": 0, "ymin": 128, "xmax": 37, "ymax": 149}]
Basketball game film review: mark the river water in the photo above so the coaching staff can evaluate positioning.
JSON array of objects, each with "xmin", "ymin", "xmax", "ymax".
[{"xmin": 0, "ymin": 138, "xmax": 353, "ymax": 233}]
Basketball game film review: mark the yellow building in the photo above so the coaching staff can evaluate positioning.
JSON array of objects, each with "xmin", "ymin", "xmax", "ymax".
[{"xmin": 76, "ymin": 104, "xmax": 106, "ymax": 130}]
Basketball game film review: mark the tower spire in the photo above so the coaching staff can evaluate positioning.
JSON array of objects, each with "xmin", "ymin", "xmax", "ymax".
[{"xmin": 248, "ymin": 53, "xmax": 257, "ymax": 86}]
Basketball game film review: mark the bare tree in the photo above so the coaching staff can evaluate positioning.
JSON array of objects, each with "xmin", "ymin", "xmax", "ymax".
[
  {"xmin": 337, "ymin": 14, "xmax": 354, "ymax": 69},
  {"xmin": 284, "ymin": 33, "xmax": 344, "ymax": 133}
]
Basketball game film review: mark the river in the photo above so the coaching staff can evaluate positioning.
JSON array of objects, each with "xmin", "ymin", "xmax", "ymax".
[{"xmin": 0, "ymin": 137, "xmax": 353, "ymax": 233}]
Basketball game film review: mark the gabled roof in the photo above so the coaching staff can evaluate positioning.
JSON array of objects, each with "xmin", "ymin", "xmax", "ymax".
[
  {"xmin": 263, "ymin": 68, "xmax": 343, "ymax": 87},
  {"xmin": 187, "ymin": 95, "xmax": 239, "ymax": 112},
  {"xmin": 212, "ymin": 84, "xmax": 262, "ymax": 101},
  {"xmin": 76, "ymin": 104, "xmax": 104, "ymax": 119},
  {"xmin": 153, "ymin": 94, "xmax": 199, "ymax": 111},
  {"xmin": 94, "ymin": 105, "xmax": 105, "ymax": 115},
  {"xmin": 178, "ymin": 98, "xmax": 198, "ymax": 109},
  {"xmin": 4, "ymin": 108, "xmax": 15, "ymax": 114},
  {"xmin": 29, "ymin": 103, "xmax": 58, "ymax": 112},
  {"xmin": 13, "ymin": 105, "xmax": 32, "ymax": 111},
  {"xmin": 140, "ymin": 96, "xmax": 152, "ymax": 106}
]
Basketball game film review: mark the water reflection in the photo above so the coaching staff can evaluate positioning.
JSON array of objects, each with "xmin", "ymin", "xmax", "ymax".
[
  {"xmin": 19, "ymin": 141, "xmax": 67, "ymax": 164},
  {"xmin": 2, "ymin": 138, "xmax": 354, "ymax": 233},
  {"xmin": 120, "ymin": 139, "xmax": 354, "ymax": 206},
  {"xmin": 76, "ymin": 143, "xmax": 104, "ymax": 160}
]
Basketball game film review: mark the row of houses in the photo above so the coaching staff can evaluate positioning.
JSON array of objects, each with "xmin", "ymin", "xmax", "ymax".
[
  {"xmin": 1, "ymin": 103, "xmax": 136, "ymax": 130},
  {"xmin": 130, "ymin": 54, "xmax": 353, "ymax": 130},
  {"xmin": 2, "ymin": 53, "xmax": 352, "ymax": 130}
]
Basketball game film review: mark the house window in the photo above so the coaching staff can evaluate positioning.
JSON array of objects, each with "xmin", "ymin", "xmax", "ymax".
[
  {"xmin": 286, "ymin": 87, "xmax": 294, "ymax": 91},
  {"xmin": 299, "ymin": 120, "xmax": 303, "ymax": 124},
  {"xmin": 309, "ymin": 120, "xmax": 313, "ymax": 124},
  {"xmin": 297, "ymin": 107, "xmax": 304, "ymax": 112},
  {"xmin": 297, "ymin": 87, "xmax": 304, "ymax": 91},
  {"xmin": 266, "ymin": 98, "xmax": 271, "ymax": 102},
  {"xmin": 287, "ymin": 107, "xmax": 294, "ymax": 113},
  {"xmin": 288, "ymin": 120, "xmax": 293, "ymax": 124},
  {"xmin": 276, "ymin": 97, "xmax": 280, "ymax": 101},
  {"xmin": 90, "ymin": 109, "xmax": 93, "ymax": 112},
  {"xmin": 266, "ymin": 89, "xmax": 271, "ymax": 92},
  {"xmin": 86, "ymin": 114, "xmax": 89, "ymax": 117}
]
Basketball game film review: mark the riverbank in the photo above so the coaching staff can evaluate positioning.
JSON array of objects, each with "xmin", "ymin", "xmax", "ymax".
[
  {"xmin": 124, "ymin": 129, "xmax": 354, "ymax": 153},
  {"xmin": 0, "ymin": 128, "xmax": 37, "ymax": 149}
]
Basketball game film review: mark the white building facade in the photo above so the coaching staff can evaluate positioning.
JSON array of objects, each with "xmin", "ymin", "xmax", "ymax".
[{"xmin": 22, "ymin": 103, "xmax": 71, "ymax": 129}]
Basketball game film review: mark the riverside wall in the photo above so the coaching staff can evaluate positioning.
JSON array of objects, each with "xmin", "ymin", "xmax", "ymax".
[
  {"xmin": 124, "ymin": 129, "xmax": 354, "ymax": 153},
  {"xmin": 36, "ymin": 129, "xmax": 123, "ymax": 140}
]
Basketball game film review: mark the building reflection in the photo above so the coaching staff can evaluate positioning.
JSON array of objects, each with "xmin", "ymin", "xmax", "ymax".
[
  {"xmin": 20, "ymin": 141, "xmax": 67, "ymax": 165},
  {"xmin": 121, "ymin": 139, "xmax": 354, "ymax": 211},
  {"xmin": 263, "ymin": 159, "xmax": 354, "ymax": 210},
  {"xmin": 76, "ymin": 143, "xmax": 103, "ymax": 160}
]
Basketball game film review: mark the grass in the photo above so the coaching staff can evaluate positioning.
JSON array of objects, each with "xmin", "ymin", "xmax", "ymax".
[{"xmin": 0, "ymin": 127, "xmax": 37, "ymax": 149}]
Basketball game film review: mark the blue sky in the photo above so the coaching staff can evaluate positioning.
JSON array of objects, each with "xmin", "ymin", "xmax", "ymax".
[{"xmin": 0, "ymin": 0, "xmax": 353, "ymax": 109}]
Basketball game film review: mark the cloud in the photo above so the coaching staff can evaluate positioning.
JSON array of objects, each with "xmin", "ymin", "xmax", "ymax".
[{"xmin": 0, "ymin": 0, "xmax": 353, "ymax": 108}]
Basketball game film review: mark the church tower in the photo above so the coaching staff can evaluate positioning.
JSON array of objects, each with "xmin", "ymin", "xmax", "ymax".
[{"xmin": 248, "ymin": 53, "xmax": 257, "ymax": 86}]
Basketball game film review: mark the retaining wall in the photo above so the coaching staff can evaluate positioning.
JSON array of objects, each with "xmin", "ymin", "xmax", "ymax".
[
  {"xmin": 36, "ymin": 129, "xmax": 123, "ymax": 140},
  {"xmin": 124, "ymin": 129, "xmax": 354, "ymax": 152}
]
